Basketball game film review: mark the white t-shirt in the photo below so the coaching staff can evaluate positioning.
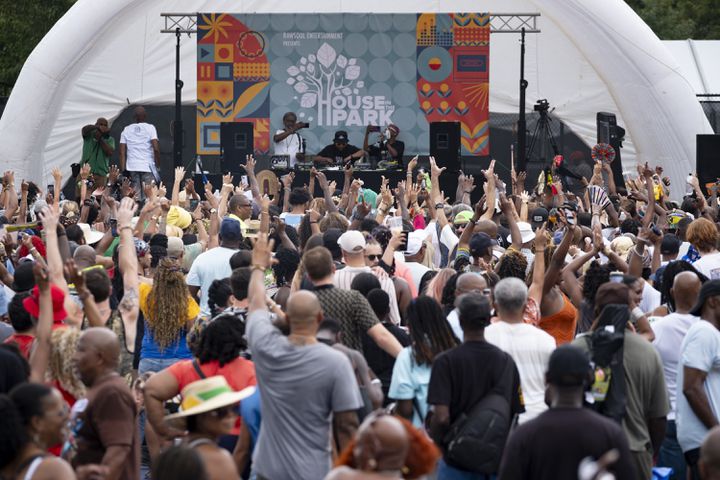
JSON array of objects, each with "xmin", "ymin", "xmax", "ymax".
[
  {"xmin": 279, "ymin": 212, "xmax": 304, "ymax": 229},
  {"xmin": 427, "ymin": 222, "xmax": 459, "ymax": 268},
  {"xmin": 692, "ymin": 252, "xmax": 720, "ymax": 280},
  {"xmin": 641, "ymin": 281, "xmax": 662, "ymax": 314},
  {"xmin": 186, "ymin": 246, "xmax": 236, "ymax": 316},
  {"xmin": 652, "ymin": 312, "xmax": 699, "ymax": 420},
  {"xmin": 446, "ymin": 309, "xmax": 463, "ymax": 342},
  {"xmin": 484, "ymin": 321, "xmax": 556, "ymax": 423},
  {"xmin": 120, "ymin": 122, "xmax": 158, "ymax": 172},
  {"xmin": 404, "ymin": 261, "xmax": 431, "ymax": 292},
  {"xmin": 677, "ymin": 320, "xmax": 720, "ymax": 452},
  {"xmin": 273, "ymin": 130, "xmax": 303, "ymax": 167}
]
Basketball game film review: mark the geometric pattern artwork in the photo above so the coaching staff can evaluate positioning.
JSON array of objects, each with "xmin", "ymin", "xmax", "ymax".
[
  {"xmin": 197, "ymin": 13, "xmax": 490, "ymax": 157},
  {"xmin": 416, "ymin": 13, "xmax": 490, "ymax": 155}
]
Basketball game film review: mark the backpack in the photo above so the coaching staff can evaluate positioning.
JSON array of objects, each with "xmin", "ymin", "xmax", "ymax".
[
  {"xmin": 442, "ymin": 355, "xmax": 516, "ymax": 474},
  {"xmin": 583, "ymin": 304, "xmax": 628, "ymax": 423}
]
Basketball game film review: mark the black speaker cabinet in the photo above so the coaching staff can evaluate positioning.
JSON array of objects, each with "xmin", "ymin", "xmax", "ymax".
[
  {"xmin": 697, "ymin": 134, "xmax": 720, "ymax": 195},
  {"xmin": 220, "ymin": 122, "xmax": 254, "ymax": 173},
  {"xmin": 430, "ymin": 121, "xmax": 461, "ymax": 172},
  {"xmin": 596, "ymin": 112, "xmax": 626, "ymax": 191}
]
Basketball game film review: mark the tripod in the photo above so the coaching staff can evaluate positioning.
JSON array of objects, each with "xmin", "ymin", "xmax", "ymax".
[{"xmin": 526, "ymin": 106, "xmax": 560, "ymax": 165}]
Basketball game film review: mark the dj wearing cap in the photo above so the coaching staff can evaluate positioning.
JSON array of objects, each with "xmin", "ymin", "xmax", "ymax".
[
  {"xmin": 363, "ymin": 124, "xmax": 405, "ymax": 168},
  {"xmin": 314, "ymin": 130, "xmax": 365, "ymax": 167}
]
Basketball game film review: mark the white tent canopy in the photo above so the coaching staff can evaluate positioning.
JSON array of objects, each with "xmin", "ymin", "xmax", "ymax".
[{"xmin": 0, "ymin": 0, "xmax": 712, "ymax": 198}]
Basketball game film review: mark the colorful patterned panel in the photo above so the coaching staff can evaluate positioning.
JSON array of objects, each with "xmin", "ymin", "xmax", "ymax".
[
  {"xmin": 416, "ymin": 13, "xmax": 490, "ymax": 156},
  {"xmin": 197, "ymin": 13, "xmax": 270, "ymax": 155}
]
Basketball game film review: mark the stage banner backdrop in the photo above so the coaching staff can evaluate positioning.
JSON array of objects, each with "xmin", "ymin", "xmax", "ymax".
[{"xmin": 196, "ymin": 13, "xmax": 490, "ymax": 157}]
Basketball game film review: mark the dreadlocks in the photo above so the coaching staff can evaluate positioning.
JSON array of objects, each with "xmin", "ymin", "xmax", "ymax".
[
  {"xmin": 406, "ymin": 296, "xmax": 458, "ymax": 366},
  {"xmin": 146, "ymin": 257, "xmax": 189, "ymax": 350}
]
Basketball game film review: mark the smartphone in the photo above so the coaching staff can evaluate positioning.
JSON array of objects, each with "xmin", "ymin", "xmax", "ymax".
[
  {"xmin": 396, "ymin": 231, "xmax": 409, "ymax": 252},
  {"xmin": 368, "ymin": 125, "xmax": 381, "ymax": 132},
  {"xmin": 241, "ymin": 175, "xmax": 248, "ymax": 186},
  {"xmin": 189, "ymin": 198, "xmax": 199, "ymax": 211},
  {"xmin": 47, "ymin": 184, "xmax": 55, "ymax": 197},
  {"xmin": 109, "ymin": 218, "xmax": 118, "ymax": 237},
  {"xmin": 649, "ymin": 222, "xmax": 662, "ymax": 236}
]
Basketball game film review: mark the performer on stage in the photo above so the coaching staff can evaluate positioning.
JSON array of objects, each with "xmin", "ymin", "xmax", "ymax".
[
  {"xmin": 272, "ymin": 112, "xmax": 308, "ymax": 167},
  {"xmin": 314, "ymin": 130, "xmax": 365, "ymax": 167},
  {"xmin": 119, "ymin": 106, "xmax": 160, "ymax": 200},
  {"xmin": 80, "ymin": 117, "xmax": 115, "ymax": 188},
  {"xmin": 363, "ymin": 124, "xmax": 404, "ymax": 168}
]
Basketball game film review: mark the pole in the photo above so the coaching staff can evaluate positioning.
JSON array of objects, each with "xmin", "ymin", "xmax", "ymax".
[
  {"xmin": 173, "ymin": 27, "xmax": 184, "ymax": 168},
  {"xmin": 517, "ymin": 27, "xmax": 528, "ymax": 172}
]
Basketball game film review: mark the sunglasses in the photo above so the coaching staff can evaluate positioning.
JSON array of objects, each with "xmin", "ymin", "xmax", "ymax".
[{"xmin": 365, "ymin": 254, "xmax": 381, "ymax": 261}]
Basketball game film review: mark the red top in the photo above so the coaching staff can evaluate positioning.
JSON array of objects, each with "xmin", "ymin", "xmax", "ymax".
[
  {"xmin": 168, "ymin": 357, "xmax": 256, "ymax": 435},
  {"xmin": 4, "ymin": 334, "xmax": 35, "ymax": 359}
]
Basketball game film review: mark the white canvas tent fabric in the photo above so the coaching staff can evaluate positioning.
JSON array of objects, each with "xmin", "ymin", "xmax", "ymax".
[
  {"xmin": 0, "ymin": 0, "xmax": 712, "ymax": 198},
  {"xmin": 662, "ymin": 40, "xmax": 720, "ymax": 95}
]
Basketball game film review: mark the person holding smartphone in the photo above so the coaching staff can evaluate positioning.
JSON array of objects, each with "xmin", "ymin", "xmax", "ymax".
[
  {"xmin": 363, "ymin": 124, "xmax": 404, "ymax": 168},
  {"xmin": 80, "ymin": 117, "xmax": 115, "ymax": 188},
  {"xmin": 273, "ymin": 112, "xmax": 308, "ymax": 168}
]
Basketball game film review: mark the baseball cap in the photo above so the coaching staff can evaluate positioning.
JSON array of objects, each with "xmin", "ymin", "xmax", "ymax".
[
  {"xmin": 689, "ymin": 280, "xmax": 720, "ymax": 317},
  {"xmin": 469, "ymin": 232, "xmax": 496, "ymax": 257},
  {"xmin": 404, "ymin": 230, "xmax": 427, "ymax": 256},
  {"xmin": 388, "ymin": 124, "xmax": 400, "ymax": 135},
  {"xmin": 530, "ymin": 207, "xmax": 548, "ymax": 229},
  {"xmin": 220, "ymin": 218, "xmax": 242, "ymax": 242},
  {"xmin": 334, "ymin": 130, "xmax": 349, "ymax": 143},
  {"xmin": 546, "ymin": 345, "xmax": 593, "ymax": 387},
  {"xmin": 660, "ymin": 234, "xmax": 681, "ymax": 255},
  {"xmin": 337, "ymin": 230, "xmax": 366, "ymax": 253},
  {"xmin": 454, "ymin": 210, "xmax": 474, "ymax": 225},
  {"xmin": 10, "ymin": 261, "xmax": 36, "ymax": 292},
  {"xmin": 167, "ymin": 237, "xmax": 184, "ymax": 259}
]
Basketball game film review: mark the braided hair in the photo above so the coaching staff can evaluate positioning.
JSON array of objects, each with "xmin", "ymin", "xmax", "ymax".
[
  {"xmin": 406, "ymin": 296, "xmax": 459, "ymax": 366},
  {"xmin": 496, "ymin": 249, "xmax": 528, "ymax": 280},
  {"xmin": 146, "ymin": 257, "xmax": 190, "ymax": 350}
]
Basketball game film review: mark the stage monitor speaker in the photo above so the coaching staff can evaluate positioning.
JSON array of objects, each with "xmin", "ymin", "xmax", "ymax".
[
  {"xmin": 697, "ymin": 134, "xmax": 720, "ymax": 195},
  {"xmin": 596, "ymin": 112, "xmax": 626, "ymax": 191},
  {"xmin": 221, "ymin": 122, "xmax": 253, "ymax": 173},
  {"xmin": 430, "ymin": 122, "xmax": 461, "ymax": 172}
]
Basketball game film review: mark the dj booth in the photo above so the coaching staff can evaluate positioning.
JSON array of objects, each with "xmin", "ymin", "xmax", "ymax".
[{"xmin": 193, "ymin": 155, "xmax": 463, "ymax": 200}]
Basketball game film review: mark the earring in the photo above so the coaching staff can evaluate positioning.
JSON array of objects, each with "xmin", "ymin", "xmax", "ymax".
[{"xmin": 367, "ymin": 458, "xmax": 377, "ymax": 471}]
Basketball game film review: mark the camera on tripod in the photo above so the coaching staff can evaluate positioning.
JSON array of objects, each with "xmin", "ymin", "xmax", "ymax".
[{"xmin": 534, "ymin": 99, "xmax": 550, "ymax": 113}]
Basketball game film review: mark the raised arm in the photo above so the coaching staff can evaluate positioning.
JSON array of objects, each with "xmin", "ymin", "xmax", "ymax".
[
  {"xmin": 480, "ymin": 160, "xmax": 496, "ymax": 221},
  {"xmin": 315, "ymin": 170, "xmax": 338, "ymax": 213},
  {"xmin": 500, "ymin": 193, "xmax": 522, "ymax": 251},
  {"xmin": 528, "ymin": 223, "xmax": 547, "ymax": 306},
  {"xmin": 244, "ymin": 155, "xmax": 262, "ymax": 205},
  {"xmin": 29, "ymin": 264, "xmax": 53, "ymax": 383},
  {"xmin": 249, "ymin": 233, "xmax": 275, "ymax": 313},
  {"xmin": 543, "ymin": 216, "xmax": 575, "ymax": 297},
  {"xmin": 117, "ymin": 198, "xmax": 140, "ymax": 348},
  {"xmin": 171, "ymin": 166, "xmax": 185, "ymax": 206},
  {"xmin": 39, "ymin": 206, "xmax": 68, "ymax": 292}
]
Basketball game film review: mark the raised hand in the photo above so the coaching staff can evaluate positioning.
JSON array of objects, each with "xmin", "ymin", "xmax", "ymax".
[
  {"xmin": 222, "ymin": 172, "xmax": 234, "ymax": 186},
  {"xmin": 157, "ymin": 181, "xmax": 167, "ymax": 198},
  {"xmin": 308, "ymin": 208, "xmax": 322, "ymax": 223},
  {"xmin": 20, "ymin": 232, "xmax": 33, "ymax": 249},
  {"xmin": 281, "ymin": 172, "xmax": 294, "ymax": 189},
  {"xmin": 245, "ymin": 154, "xmax": 256, "ymax": 174},
  {"xmin": 79, "ymin": 164, "xmax": 91, "ymax": 181},
  {"xmin": 481, "ymin": 159, "xmax": 496, "ymax": 181},
  {"xmin": 407, "ymin": 155, "xmax": 418, "ymax": 173},
  {"xmin": 534, "ymin": 222, "xmax": 547, "ymax": 248},
  {"xmin": 64, "ymin": 259, "xmax": 86, "ymax": 292},
  {"xmin": 39, "ymin": 206, "xmax": 60, "ymax": 233},
  {"xmin": 21, "ymin": 180, "xmax": 29, "ymax": 194},
  {"xmin": 462, "ymin": 174, "xmax": 476, "ymax": 193},
  {"xmin": 251, "ymin": 232, "xmax": 276, "ymax": 270},
  {"xmin": 429, "ymin": 156, "xmax": 446, "ymax": 177},
  {"xmin": 116, "ymin": 197, "xmax": 136, "ymax": 227},
  {"xmin": 315, "ymin": 170, "xmax": 330, "ymax": 191},
  {"xmin": 51, "ymin": 167, "xmax": 62, "ymax": 184},
  {"xmin": 108, "ymin": 165, "xmax": 120, "ymax": 184},
  {"xmin": 174, "ymin": 166, "xmax": 186, "ymax": 184}
]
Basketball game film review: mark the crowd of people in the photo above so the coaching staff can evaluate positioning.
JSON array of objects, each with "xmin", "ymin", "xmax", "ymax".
[{"xmin": 3, "ymin": 113, "xmax": 720, "ymax": 480}]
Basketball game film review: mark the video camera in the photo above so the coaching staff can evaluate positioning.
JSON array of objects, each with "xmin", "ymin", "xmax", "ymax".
[{"xmin": 534, "ymin": 99, "xmax": 550, "ymax": 112}]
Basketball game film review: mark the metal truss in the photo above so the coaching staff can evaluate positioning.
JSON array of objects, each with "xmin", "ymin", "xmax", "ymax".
[{"xmin": 160, "ymin": 13, "xmax": 540, "ymax": 34}]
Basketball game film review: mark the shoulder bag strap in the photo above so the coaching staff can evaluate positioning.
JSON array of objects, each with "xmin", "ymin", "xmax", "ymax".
[{"xmin": 191, "ymin": 359, "xmax": 206, "ymax": 379}]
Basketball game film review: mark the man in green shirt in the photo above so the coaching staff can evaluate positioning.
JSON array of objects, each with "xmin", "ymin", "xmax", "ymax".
[{"xmin": 81, "ymin": 118, "xmax": 115, "ymax": 187}]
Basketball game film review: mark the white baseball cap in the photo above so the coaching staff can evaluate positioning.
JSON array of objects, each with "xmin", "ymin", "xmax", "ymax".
[
  {"xmin": 337, "ymin": 230, "xmax": 366, "ymax": 253},
  {"xmin": 404, "ymin": 230, "xmax": 427, "ymax": 256}
]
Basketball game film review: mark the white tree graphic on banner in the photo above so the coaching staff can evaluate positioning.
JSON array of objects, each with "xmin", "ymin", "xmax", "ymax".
[{"xmin": 286, "ymin": 42, "xmax": 364, "ymax": 126}]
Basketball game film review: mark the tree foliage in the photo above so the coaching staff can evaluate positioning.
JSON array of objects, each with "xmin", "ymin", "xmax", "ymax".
[
  {"xmin": 0, "ymin": 0, "xmax": 76, "ymax": 95},
  {"xmin": 626, "ymin": 0, "xmax": 720, "ymax": 40}
]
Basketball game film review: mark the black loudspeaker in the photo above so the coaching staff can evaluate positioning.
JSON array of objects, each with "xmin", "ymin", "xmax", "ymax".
[
  {"xmin": 697, "ymin": 134, "xmax": 720, "ymax": 194},
  {"xmin": 430, "ymin": 122, "xmax": 461, "ymax": 172},
  {"xmin": 596, "ymin": 112, "xmax": 626, "ymax": 191},
  {"xmin": 220, "ymin": 122, "xmax": 253, "ymax": 173}
]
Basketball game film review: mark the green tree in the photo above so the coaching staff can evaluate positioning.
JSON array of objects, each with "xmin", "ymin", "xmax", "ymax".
[
  {"xmin": 0, "ymin": 0, "xmax": 76, "ymax": 95},
  {"xmin": 626, "ymin": 0, "xmax": 720, "ymax": 40}
]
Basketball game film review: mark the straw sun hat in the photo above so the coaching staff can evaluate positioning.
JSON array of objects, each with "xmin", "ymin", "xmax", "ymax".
[{"xmin": 165, "ymin": 376, "xmax": 255, "ymax": 421}]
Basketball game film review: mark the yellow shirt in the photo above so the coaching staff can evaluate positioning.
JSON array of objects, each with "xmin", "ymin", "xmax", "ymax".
[
  {"xmin": 138, "ymin": 282, "xmax": 200, "ymax": 321},
  {"xmin": 227, "ymin": 213, "xmax": 248, "ymax": 236}
]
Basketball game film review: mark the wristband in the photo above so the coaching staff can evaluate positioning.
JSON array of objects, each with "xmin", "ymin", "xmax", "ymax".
[
  {"xmin": 310, "ymin": 221, "xmax": 318, "ymax": 224},
  {"xmin": 435, "ymin": 203, "xmax": 444, "ymax": 209},
  {"xmin": 251, "ymin": 264, "xmax": 266, "ymax": 273},
  {"xmin": 120, "ymin": 226, "xmax": 133, "ymax": 233},
  {"xmin": 630, "ymin": 306, "xmax": 644, "ymax": 324}
]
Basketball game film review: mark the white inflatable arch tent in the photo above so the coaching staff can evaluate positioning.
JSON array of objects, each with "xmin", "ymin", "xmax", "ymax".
[{"xmin": 0, "ymin": 0, "xmax": 712, "ymax": 199}]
